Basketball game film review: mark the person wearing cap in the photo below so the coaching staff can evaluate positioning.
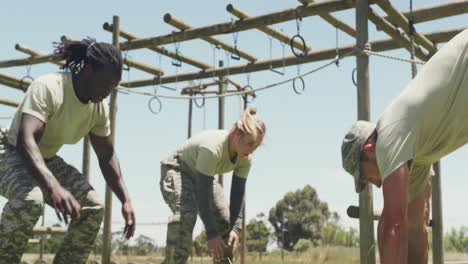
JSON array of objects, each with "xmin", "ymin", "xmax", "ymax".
[{"xmin": 341, "ymin": 28, "xmax": 468, "ymax": 264}]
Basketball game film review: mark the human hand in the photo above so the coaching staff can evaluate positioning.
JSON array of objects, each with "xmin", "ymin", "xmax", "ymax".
[
  {"xmin": 121, "ymin": 201, "xmax": 136, "ymax": 239},
  {"xmin": 228, "ymin": 230, "xmax": 240, "ymax": 256},
  {"xmin": 208, "ymin": 236, "xmax": 226, "ymax": 262},
  {"xmin": 50, "ymin": 185, "xmax": 81, "ymax": 224}
]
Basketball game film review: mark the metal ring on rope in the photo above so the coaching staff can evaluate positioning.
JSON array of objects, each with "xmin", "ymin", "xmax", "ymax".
[
  {"xmin": 241, "ymin": 85, "xmax": 255, "ymax": 103},
  {"xmin": 292, "ymin": 77, "xmax": 306, "ymax": 95},
  {"xmin": 351, "ymin": 68, "xmax": 357, "ymax": 87},
  {"xmin": 231, "ymin": 48, "xmax": 241, "ymax": 61},
  {"xmin": 290, "ymin": 35, "xmax": 307, "ymax": 58},
  {"xmin": 19, "ymin": 75, "xmax": 34, "ymax": 90},
  {"xmin": 194, "ymin": 95, "xmax": 205, "ymax": 108},
  {"xmin": 148, "ymin": 96, "xmax": 163, "ymax": 115}
]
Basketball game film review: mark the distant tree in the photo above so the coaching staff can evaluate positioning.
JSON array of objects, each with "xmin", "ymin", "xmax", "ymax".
[
  {"xmin": 322, "ymin": 213, "xmax": 358, "ymax": 247},
  {"xmin": 246, "ymin": 213, "xmax": 271, "ymax": 255},
  {"xmin": 445, "ymin": 227, "xmax": 468, "ymax": 252},
  {"xmin": 269, "ymin": 185, "xmax": 330, "ymax": 250},
  {"xmin": 134, "ymin": 235, "xmax": 157, "ymax": 255}
]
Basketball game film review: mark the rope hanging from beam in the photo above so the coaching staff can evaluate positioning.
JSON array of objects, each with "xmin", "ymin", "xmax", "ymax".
[{"xmin": 116, "ymin": 49, "xmax": 357, "ymax": 100}]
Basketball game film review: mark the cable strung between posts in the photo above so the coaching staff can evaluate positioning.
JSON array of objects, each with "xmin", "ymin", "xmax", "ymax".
[
  {"xmin": 117, "ymin": 49, "xmax": 357, "ymax": 100},
  {"xmin": 362, "ymin": 49, "xmax": 425, "ymax": 65}
]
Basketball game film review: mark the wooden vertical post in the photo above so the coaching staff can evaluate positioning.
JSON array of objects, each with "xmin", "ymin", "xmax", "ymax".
[
  {"xmin": 240, "ymin": 95, "xmax": 248, "ymax": 264},
  {"xmin": 218, "ymin": 60, "xmax": 226, "ymax": 186},
  {"xmin": 188, "ymin": 98, "xmax": 193, "ymax": 139},
  {"xmin": 82, "ymin": 136, "xmax": 91, "ymax": 181},
  {"xmin": 356, "ymin": 1, "xmax": 376, "ymax": 264},
  {"xmin": 102, "ymin": 15, "xmax": 120, "ymax": 264},
  {"xmin": 432, "ymin": 161, "xmax": 444, "ymax": 264},
  {"xmin": 39, "ymin": 208, "xmax": 45, "ymax": 261}
]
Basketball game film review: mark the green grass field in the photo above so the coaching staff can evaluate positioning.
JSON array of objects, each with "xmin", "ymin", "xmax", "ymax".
[{"xmin": 22, "ymin": 247, "xmax": 468, "ymax": 264}]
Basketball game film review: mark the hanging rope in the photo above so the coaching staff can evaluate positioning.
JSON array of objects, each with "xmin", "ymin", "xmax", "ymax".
[
  {"xmin": 293, "ymin": 65, "xmax": 305, "ymax": 95},
  {"xmin": 335, "ymin": 27, "xmax": 340, "ymax": 67},
  {"xmin": 148, "ymin": 73, "xmax": 163, "ymax": 115},
  {"xmin": 241, "ymin": 73, "xmax": 255, "ymax": 103},
  {"xmin": 290, "ymin": 14, "xmax": 307, "ymax": 57},
  {"xmin": 231, "ymin": 19, "xmax": 241, "ymax": 61},
  {"xmin": 171, "ymin": 33, "xmax": 182, "ymax": 67},
  {"xmin": 20, "ymin": 64, "xmax": 34, "ymax": 89},
  {"xmin": 269, "ymin": 36, "xmax": 285, "ymax": 76},
  {"xmin": 116, "ymin": 49, "xmax": 357, "ymax": 100}
]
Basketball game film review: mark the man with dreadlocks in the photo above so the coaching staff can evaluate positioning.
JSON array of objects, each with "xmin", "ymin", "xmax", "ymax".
[{"xmin": 0, "ymin": 39, "xmax": 135, "ymax": 263}]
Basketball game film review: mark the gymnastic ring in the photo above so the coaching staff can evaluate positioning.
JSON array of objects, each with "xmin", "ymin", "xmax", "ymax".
[
  {"xmin": 19, "ymin": 75, "xmax": 34, "ymax": 91},
  {"xmin": 290, "ymin": 34, "xmax": 307, "ymax": 58},
  {"xmin": 231, "ymin": 48, "xmax": 241, "ymax": 61},
  {"xmin": 292, "ymin": 77, "xmax": 305, "ymax": 95},
  {"xmin": 148, "ymin": 96, "xmax": 162, "ymax": 115},
  {"xmin": 241, "ymin": 85, "xmax": 255, "ymax": 103},
  {"xmin": 194, "ymin": 96, "xmax": 205, "ymax": 108},
  {"xmin": 352, "ymin": 68, "xmax": 358, "ymax": 87}
]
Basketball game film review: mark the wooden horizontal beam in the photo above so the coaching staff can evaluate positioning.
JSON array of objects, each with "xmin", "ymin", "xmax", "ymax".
[
  {"xmin": 15, "ymin": 44, "xmax": 65, "ymax": 67},
  {"xmin": 376, "ymin": 0, "xmax": 437, "ymax": 54},
  {"xmin": 0, "ymin": 53, "xmax": 62, "ymax": 68},
  {"xmin": 103, "ymin": 23, "xmax": 211, "ymax": 70},
  {"xmin": 0, "ymin": 72, "xmax": 31, "ymax": 92},
  {"xmin": 296, "ymin": 0, "xmax": 356, "ymax": 38},
  {"xmin": 61, "ymin": 36, "xmax": 164, "ymax": 76},
  {"xmin": 0, "ymin": 98, "xmax": 19, "ymax": 108},
  {"xmin": 368, "ymin": 7, "xmax": 429, "ymax": 61},
  {"xmin": 180, "ymin": 80, "xmax": 220, "ymax": 94},
  {"xmin": 164, "ymin": 14, "xmax": 257, "ymax": 62},
  {"xmin": 119, "ymin": 0, "xmax": 374, "ymax": 51},
  {"xmin": 384, "ymin": 0, "xmax": 468, "ymax": 25},
  {"xmin": 226, "ymin": 4, "xmax": 311, "ymax": 52},
  {"xmin": 120, "ymin": 27, "xmax": 462, "ymax": 88}
]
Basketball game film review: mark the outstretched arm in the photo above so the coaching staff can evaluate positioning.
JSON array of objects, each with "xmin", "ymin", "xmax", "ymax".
[
  {"xmin": 194, "ymin": 172, "xmax": 226, "ymax": 262},
  {"xmin": 378, "ymin": 163, "xmax": 410, "ymax": 264},
  {"xmin": 89, "ymin": 132, "xmax": 135, "ymax": 239},
  {"xmin": 17, "ymin": 113, "xmax": 80, "ymax": 223}
]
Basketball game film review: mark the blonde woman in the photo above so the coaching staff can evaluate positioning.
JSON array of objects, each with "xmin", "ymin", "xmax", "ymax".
[{"xmin": 160, "ymin": 106, "xmax": 265, "ymax": 264}]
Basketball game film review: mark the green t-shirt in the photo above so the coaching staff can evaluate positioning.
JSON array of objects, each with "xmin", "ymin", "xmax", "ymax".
[
  {"xmin": 166, "ymin": 129, "xmax": 252, "ymax": 178},
  {"xmin": 376, "ymin": 29, "xmax": 468, "ymax": 202},
  {"xmin": 8, "ymin": 72, "xmax": 110, "ymax": 159}
]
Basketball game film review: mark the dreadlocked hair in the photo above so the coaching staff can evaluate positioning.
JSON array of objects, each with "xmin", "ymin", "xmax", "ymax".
[{"xmin": 54, "ymin": 38, "xmax": 123, "ymax": 78}]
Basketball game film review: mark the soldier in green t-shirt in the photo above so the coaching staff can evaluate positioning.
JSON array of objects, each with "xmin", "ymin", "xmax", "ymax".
[
  {"xmin": 0, "ymin": 39, "xmax": 135, "ymax": 263},
  {"xmin": 160, "ymin": 106, "xmax": 265, "ymax": 264},
  {"xmin": 341, "ymin": 29, "xmax": 468, "ymax": 264}
]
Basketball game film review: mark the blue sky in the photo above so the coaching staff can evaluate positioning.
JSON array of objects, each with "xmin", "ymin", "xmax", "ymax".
[{"xmin": 0, "ymin": 0, "xmax": 467, "ymax": 246}]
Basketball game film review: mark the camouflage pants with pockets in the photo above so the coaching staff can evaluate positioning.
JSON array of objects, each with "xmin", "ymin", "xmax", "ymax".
[
  {"xmin": 0, "ymin": 128, "xmax": 104, "ymax": 264},
  {"xmin": 160, "ymin": 161, "xmax": 232, "ymax": 264}
]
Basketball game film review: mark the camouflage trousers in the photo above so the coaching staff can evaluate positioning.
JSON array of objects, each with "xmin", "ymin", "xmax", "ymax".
[
  {"xmin": 0, "ymin": 128, "xmax": 104, "ymax": 264},
  {"xmin": 160, "ymin": 161, "xmax": 232, "ymax": 264}
]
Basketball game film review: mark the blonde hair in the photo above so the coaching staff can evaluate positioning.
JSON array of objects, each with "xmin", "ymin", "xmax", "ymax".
[{"xmin": 231, "ymin": 106, "xmax": 266, "ymax": 141}]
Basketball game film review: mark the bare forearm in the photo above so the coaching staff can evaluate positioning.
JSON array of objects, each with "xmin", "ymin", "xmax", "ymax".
[
  {"xmin": 99, "ymin": 153, "xmax": 131, "ymax": 204},
  {"xmin": 17, "ymin": 137, "xmax": 60, "ymax": 190},
  {"xmin": 378, "ymin": 215, "xmax": 408, "ymax": 264}
]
